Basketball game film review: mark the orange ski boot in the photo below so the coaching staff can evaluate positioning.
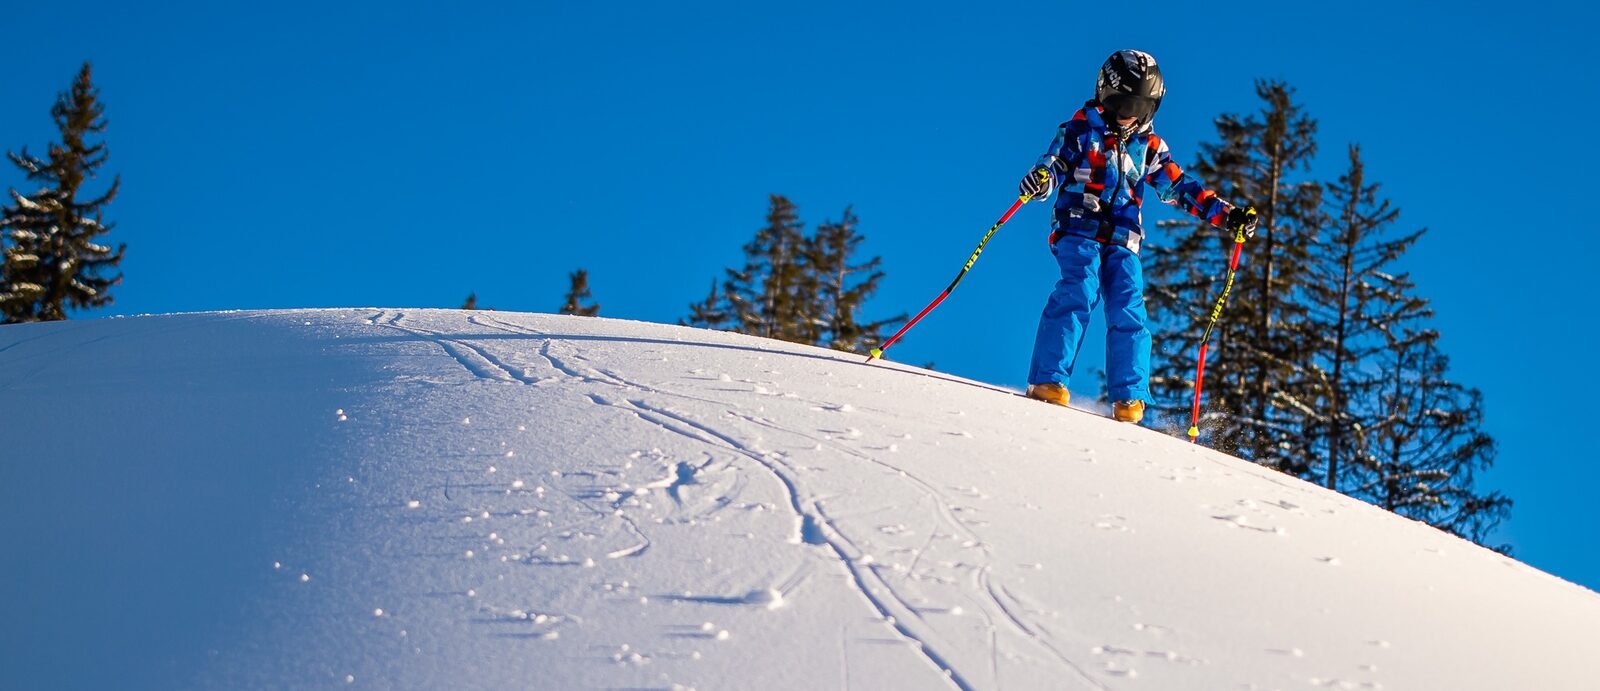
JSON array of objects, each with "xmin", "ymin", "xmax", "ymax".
[
  {"xmin": 1025, "ymin": 382, "xmax": 1071, "ymax": 407},
  {"xmin": 1112, "ymin": 399, "xmax": 1146, "ymax": 423}
]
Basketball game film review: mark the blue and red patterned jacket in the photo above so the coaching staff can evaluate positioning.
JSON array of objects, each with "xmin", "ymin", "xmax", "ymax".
[{"xmin": 1035, "ymin": 102, "xmax": 1234, "ymax": 253}]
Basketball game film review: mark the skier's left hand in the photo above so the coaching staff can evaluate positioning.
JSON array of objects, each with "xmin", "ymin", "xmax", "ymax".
[{"xmin": 1227, "ymin": 205, "xmax": 1259, "ymax": 239}]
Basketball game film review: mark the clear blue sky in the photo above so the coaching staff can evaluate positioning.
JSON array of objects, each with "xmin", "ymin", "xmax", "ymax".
[{"xmin": 5, "ymin": 0, "xmax": 1596, "ymax": 590}]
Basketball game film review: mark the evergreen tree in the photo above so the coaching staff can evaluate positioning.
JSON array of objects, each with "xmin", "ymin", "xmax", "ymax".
[
  {"xmin": 462, "ymin": 293, "xmax": 479, "ymax": 310},
  {"xmin": 1147, "ymin": 80, "xmax": 1322, "ymax": 475},
  {"xmin": 1302, "ymin": 145, "xmax": 1428, "ymax": 491},
  {"xmin": 722, "ymin": 195, "xmax": 814, "ymax": 342},
  {"xmin": 683, "ymin": 279, "xmax": 731, "ymax": 330},
  {"xmin": 692, "ymin": 195, "xmax": 900, "ymax": 351},
  {"xmin": 1359, "ymin": 328, "xmax": 1511, "ymax": 550},
  {"xmin": 1, "ymin": 62, "xmax": 125, "ymax": 323},
  {"xmin": 560, "ymin": 269, "xmax": 600, "ymax": 316},
  {"xmin": 805, "ymin": 206, "xmax": 902, "ymax": 353},
  {"xmin": 1142, "ymin": 82, "xmax": 1511, "ymax": 549}
]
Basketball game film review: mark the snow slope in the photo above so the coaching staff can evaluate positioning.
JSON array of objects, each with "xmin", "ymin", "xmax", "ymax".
[{"xmin": 1, "ymin": 309, "xmax": 1595, "ymax": 691}]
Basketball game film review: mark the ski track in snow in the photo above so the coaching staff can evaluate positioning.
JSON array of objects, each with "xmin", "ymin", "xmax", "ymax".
[
  {"xmin": 376, "ymin": 312, "xmax": 543, "ymax": 385},
  {"xmin": 603, "ymin": 395, "xmax": 983, "ymax": 689},
  {"xmin": 721, "ymin": 404, "xmax": 1092, "ymax": 689},
  {"xmin": 577, "ymin": 381, "xmax": 1017, "ymax": 688},
  {"xmin": 475, "ymin": 311, "xmax": 1122, "ymax": 689},
  {"xmin": 722, "ymin": 407, "xmax": 1070, "ymax": 688},
  {"xmin": 367, "ymin": 309, "xmax": 1015, "ymax": 688},
  {"xmin": 982, "ymin": 571, "xmax": 1107, "ymax": 690},
  {"xmin": 476, "ymin": 313, "xmax": 732, "ymax": 407}
]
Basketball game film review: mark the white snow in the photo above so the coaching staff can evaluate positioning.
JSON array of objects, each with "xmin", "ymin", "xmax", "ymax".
[{"xmin": 1, "ymin": 308, "xmax": 1597, "ymax": 690}]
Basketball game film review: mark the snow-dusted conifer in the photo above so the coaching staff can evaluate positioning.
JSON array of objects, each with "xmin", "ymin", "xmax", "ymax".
[{"xmin": 1, "ymin": 62, "xmax": 125, "ymax": 323}]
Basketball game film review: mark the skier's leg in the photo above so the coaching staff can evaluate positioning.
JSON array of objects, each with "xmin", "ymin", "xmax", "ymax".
[
  {"xmin": 1028, "ymin": 236, "xmax": 1104, "ymax": 386},
  {"xmin": 1101, "ymin": 244, "xmax": 1151, "ymax": 402}
]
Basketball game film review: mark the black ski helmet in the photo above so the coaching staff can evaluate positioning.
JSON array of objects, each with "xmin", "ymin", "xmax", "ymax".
[{"xmin": 1096, "ymin": 50, "xmax": 1165, "ymax": 130}]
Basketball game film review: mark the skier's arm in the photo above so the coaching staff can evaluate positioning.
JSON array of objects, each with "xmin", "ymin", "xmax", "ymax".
[
  {"xmin": 1022, "ymin": 121, "xmax": 1088, "ymax": 202},
  {"xmin": 1145, "ymin": 136, "xmax": 1232, "ymax": 228}
]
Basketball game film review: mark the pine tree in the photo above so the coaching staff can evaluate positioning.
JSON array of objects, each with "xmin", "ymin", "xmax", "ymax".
[
  {"xmin": 1302, "ymin": 145, "xmax": 1428, "ymax": 491},
  {"xmin": 1, "ymin": 62, "xmax": 125, "ymax": 323},
  {"xmin": 692, "ymin": 195, "xmax": 901, "ymax": 350},
  {"xmin": 560, "ymin": 269, "xmax": 600, "ymax": 316},
  {"xmin": 1359, "ymin": 328, "xmax": 1511, "ymax": 550},
  {"xmin": 805, "ymin": 206, "xmax": 902, "ymax": 353},
  {"xmin": 1146, "ymin": 80, "xmax": 1323, "ymax": 475},
  {"xmin": 722, "ymin": 195, "xmax": 814, "ymax": 342},
  {"xmin": 462, "ymin": 293, "xmax": 479, "ymax": 310},
  {"xmin": 1141, "ymin": 83, "xmax": 1511, "ymax": 548}
]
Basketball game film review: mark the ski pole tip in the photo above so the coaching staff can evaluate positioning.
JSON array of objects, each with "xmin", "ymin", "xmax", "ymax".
[
  {"xmin": 867, "ymin": 348, "xmax": 883, "ymax": 361},
  {"xmin": 1186, "ymin": 426, "xmax": 1200, "ymax": 440}
]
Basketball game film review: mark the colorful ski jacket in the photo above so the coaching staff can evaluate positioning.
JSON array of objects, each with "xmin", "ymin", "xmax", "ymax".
[{"xmin": 1035, "ymin": 102, "xmax": 1233, "ymax": 253}]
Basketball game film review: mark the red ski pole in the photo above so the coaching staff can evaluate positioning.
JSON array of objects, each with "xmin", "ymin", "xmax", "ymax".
[
  {"xmin": 867, "ymin": 194, "xmax": 1032, "ymax": 362},
  {"xmin": 1187, "ymin": 230, "xmax": 1248, "ymax": 442}
]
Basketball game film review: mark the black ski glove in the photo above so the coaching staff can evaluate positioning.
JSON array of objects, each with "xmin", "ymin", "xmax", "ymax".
[
  {"xmin": 1227, "ymin": 205, "xmax": 1259, "ymax": 238},
  {"xmin": 1019, "ymin": 165, "xmax": 1053, "ymax": 201}
]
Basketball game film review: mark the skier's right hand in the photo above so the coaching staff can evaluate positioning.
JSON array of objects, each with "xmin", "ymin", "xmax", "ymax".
[
  {"xmin": 1019, "ymin": 165, "xmax": 1053, "ymax": 201},
  {"xmin": 1227, "ymin": 205, "xmax": 1259, "ymax": 239}
]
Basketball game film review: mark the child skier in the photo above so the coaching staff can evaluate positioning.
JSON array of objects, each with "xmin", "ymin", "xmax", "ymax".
[{"xmin": 1019, "ymin": 49, "xmax": 1258, "ymax": 423}]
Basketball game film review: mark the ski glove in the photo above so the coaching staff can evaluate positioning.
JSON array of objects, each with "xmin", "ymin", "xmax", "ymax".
[
  {"xmin": 1019, "ymin": 165, "xmax": 1053, "ymax": 201},
  {"xmin": 1227, "ymin": 205, "xmax": 1259, "ymax": 239}
]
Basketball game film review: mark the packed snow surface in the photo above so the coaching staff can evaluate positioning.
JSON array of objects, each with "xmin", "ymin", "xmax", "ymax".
[{"xmin": 2, "ymin": 309, "xmax": 1596, "ymax": 690}]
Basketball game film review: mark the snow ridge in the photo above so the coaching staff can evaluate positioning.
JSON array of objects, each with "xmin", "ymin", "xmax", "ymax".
[{"xmin": 2, "ymin": 308, "xmax": 1598, "ymax": 691}]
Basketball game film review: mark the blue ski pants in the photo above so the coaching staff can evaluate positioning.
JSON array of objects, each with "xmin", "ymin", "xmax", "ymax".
[{"xmin": 1028, "ymin": 234, "xmax": 1151, "ymax": 402}]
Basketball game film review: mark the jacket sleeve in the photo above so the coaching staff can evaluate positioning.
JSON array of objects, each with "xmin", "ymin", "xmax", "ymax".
[
  {"xmin": 1032, "ymin": 121, "xmax": 1087, "ymax": 202},
  {"xmin": 1144, "ymin": 136, "xmax": 1233, "ymax": 228}
]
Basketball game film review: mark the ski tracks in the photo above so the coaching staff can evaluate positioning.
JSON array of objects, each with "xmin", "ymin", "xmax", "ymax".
[
  {"xmin": 592, "ymin": 393, "xmax": 978, "ymax": 689},
  {"xmin": 371, "ymin": 311, "xmax": 545, "ymax": 385},
  {"xmin": 981, "ymin": 568, "xmax": 1107, "ymax": 690},
  {"xmin": 359, "ymin": 311, "xmax": 1106, "ymax": 690}
]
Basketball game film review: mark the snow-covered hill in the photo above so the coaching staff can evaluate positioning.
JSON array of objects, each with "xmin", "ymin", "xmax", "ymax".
[{"xmin": 2, "ymin": 310, "xmax": 1595, "ymax": 691}]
